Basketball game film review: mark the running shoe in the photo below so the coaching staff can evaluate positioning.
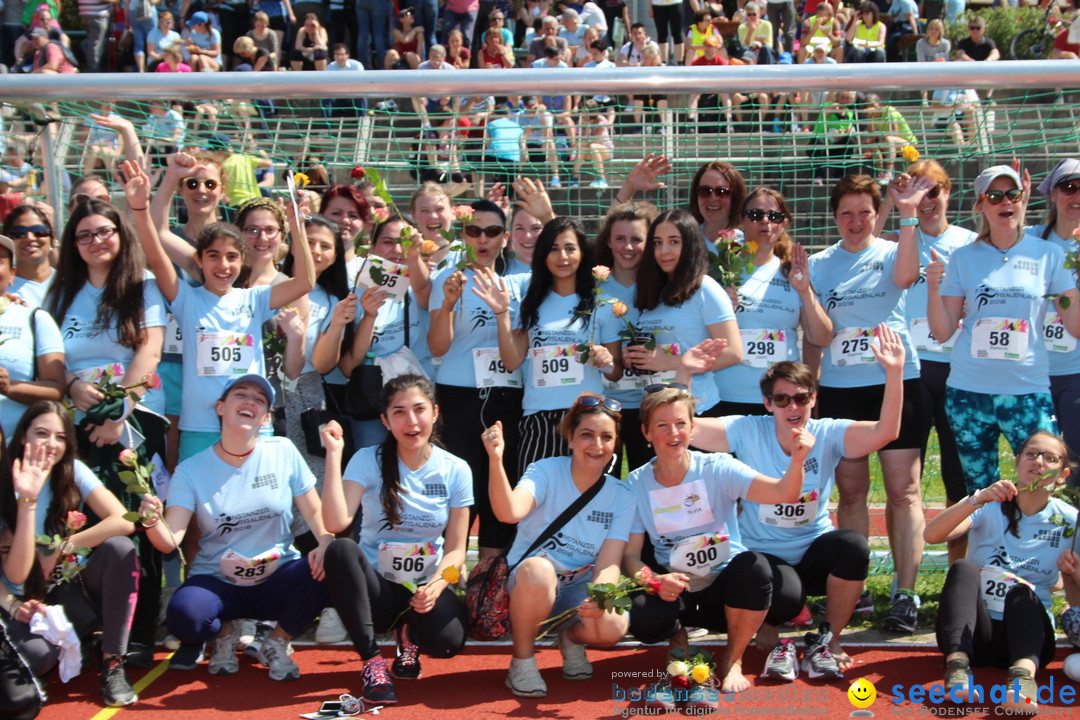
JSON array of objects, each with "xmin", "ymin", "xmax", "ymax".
[
  {"xmin": 761, "ymin": 639, "xmax": 798, "ymax": 682},
  {"xmin": 801, "ymin": 623, "xmax": 842, "ymax": 680},
  {"xmin": 390, "ymin": 624, "xmax": 422, "ymax": 680},
  {"xmin": 1002, "ymin": 666, "xmax": 1038, "ymax": 714},
  {"xmin": 101, "ymin": 657, "xmax": 137, "ymax": 707},
  {"xmin": 682, "ymin": 676, "xmax": 720, "ymax": 712},
  {"xmin": 883, "ymin": 591, "xmax": 919, "ymax": 633},
  {"xmin": 361, "ymin": 657, "xmax": 398, "ymax": 705},
  {"xmin": 945, "ymin": 658, "xmax": 981, "ymax": 703},
  {"xmin": 506, "ymin": 657, "xmax": 547, "ymax": 698},
  {"xmin": 169, "ymin": 642, "xmax": 205, "ymax": 670},
  {"xmin": 811, "ymin": 590, "xmax": 873, "ymax": 615},
  {"xmin": 208, "ymin": 622, "xmax": 241, "ymax": 675},
  {"xmin": 559, "ymin": 633, "xmax": 592, "ymax": 680},
  {"xmin": 315, "ymin": 608, "xmax": 348, "ymax": 644},
  {"xmin": 257, "ymin": 635, "xmax": 300, "ymax": 681}
]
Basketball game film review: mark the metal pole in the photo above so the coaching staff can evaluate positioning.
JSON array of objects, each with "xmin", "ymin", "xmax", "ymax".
[{"xmin": 40, "ymin": 122, "xmax": 64, "ymax": 235}]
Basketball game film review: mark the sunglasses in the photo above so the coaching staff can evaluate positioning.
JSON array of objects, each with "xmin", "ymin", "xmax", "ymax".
[
  {"xmin": 980, "ymin": 189, "xmax": 1023, "ymax": 205},
  {"xmin": 8, "ymin": 224, "xmax": 50, "ymax": 239},
  {"xmin": 768, "ymin": 391, "xmax": 813, "ymax": 408},
  {"xmin": 463, "ymin": 224, "xmax": 505, "ymax": 238},
  {"xmin": 925, "ymin": 183, "xmax": 946, "ymax": 199},
  {"xmin": 743, "ymin": 208, "xmax": 785, "ymax": 223},
  {"xmin": 969, "ymin": 24, "xmax": 983, "ymax": 30},
  {"xmin": 696, "ymin": 184, "xmax": 732, "ymax": 198},
  {"xmin": 74, "ymin": 225, "xmax": 118, "ymax": 245},
  {"xmin": 745, "ymin": 11, "xmax": 757, "ymax": 15},
  {"xmin": 1020, "ymin": 449, "xmax": 1063, "ymax": 465},
  {"xmin": 1058, "ymin": 181, "xmax": 1080, "ymax": 196},
  {"xmin": 183, "ymin": 177, "xmax": 219, "ymax": 191},
  {"xmin": 576, "ymin": 394, "xmax": 623, "ymax": 412},
  {"xmin": 643, "ymin": 382, "xmax": 689, "ymax": 395}
]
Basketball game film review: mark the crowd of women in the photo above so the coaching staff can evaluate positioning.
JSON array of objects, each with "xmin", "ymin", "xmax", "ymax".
[{"xmin": 0, "ymin": 143, "xmax": 1079, "ymax": 718}]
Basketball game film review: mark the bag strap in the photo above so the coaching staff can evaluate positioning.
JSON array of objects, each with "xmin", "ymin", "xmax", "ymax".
[
  {"xmin": 403, "ymin": 292, "xmax": 410, "ymax": 347},
  {"xmin": 509, "ymin": 474, "xmax": 607, "ymax": 570},
  {"xmin": 28, "ymin": 308, "xmax": 39, "ymax": 381}
]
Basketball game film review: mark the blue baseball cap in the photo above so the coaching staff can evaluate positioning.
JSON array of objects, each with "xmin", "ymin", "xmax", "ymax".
[
  {"xmin": 220, "ymin": 373, "xmax": 275, "ymax": 406},
  {"xmin": 187, "ymin": 11, "xmax": 209, "ymax": 26}
]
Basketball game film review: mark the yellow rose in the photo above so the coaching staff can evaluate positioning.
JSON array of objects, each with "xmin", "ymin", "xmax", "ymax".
[
  {"xmin": 691, "ymin": 664, "xmax": 711, "ymax": 684},
  {"xmin": 901, "ymin": 145, "xmax": 920, "ymax": 163},
  {"xmin": 666, "ymin": 660, "xmax": 689, "ymax": 677},
  {"xmin": 441, "ymin": 566, "xmax": 461, "ymax": 584},
  {"xmin": 611, "ymin": 301, "xmax": 628, "ymax": 318}
]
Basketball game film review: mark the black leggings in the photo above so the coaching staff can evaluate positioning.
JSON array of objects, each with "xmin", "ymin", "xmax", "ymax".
[
  {"xmin": 935, "ymin": 559, "xmax": 1055, "ymax": 670},
  {"xmin": 762, "ymin": 529, "xmax": 870, "ymax": 626},
  {"xmin": 322, "ymin": 539, "xmax": 467, "ymax": 661},
  {"xmin": 652, "ymin": 3, "xmax": 683, "ymax": 45},
  {"xmin": 629, "ymin": 550, "xmax": 771, "ymax": 645},
  {"xmin": 919, "ymin": 360, "xmax": 966, "ymax": 503}
]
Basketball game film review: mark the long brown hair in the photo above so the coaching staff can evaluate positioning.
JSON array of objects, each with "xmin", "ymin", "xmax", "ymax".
[{"xmin": 742, "ymin": 187, "xmax": 794, "ymax": 277}]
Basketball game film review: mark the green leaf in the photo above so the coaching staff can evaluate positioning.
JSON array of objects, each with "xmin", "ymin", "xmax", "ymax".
[
  {"xmin": 370, "ymin": 265, "xmax": 385, "ymax": 285},
  {"xmin": 118, "ymin": 471, "xmax": 138, "ymax": 483},
  {"xmin": 1061, "ymin": 297, "xmax": 1072, "ymax": 310},
  {"xmin": 122, "ymin": 511, "xmax": 140, "ymax": 523},
  {"xmin": 74, "ymin": 547, "xmax": 91, "ymax": 556},
  {"xmin": 401, "ymin": 581, "xmax": 417, "ymax": 593},
  {"xmin": 34, "ymin": 534, "xmax": 52, "ymax": 546},
  {"xmin": 366, "ymin": 168, "xmax": 393, "ymax": 205},
  {"xmin": 438, "ymin": 228, "xmax": 455, "ymax": 245}
]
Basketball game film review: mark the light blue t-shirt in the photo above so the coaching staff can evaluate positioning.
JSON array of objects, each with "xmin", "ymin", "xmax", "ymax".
[
  {"xmin": 486, "ymin": 117, "xmax": 524, "ymax": 162},
  {"xmin": 888, "ymin": 0, "xmax": 918, "ymax": 21},
  {"xmin": 809, "ymin": 237, "xmax": 920, "ymax": 388},
  {"xmin": 169, "ymin": 282, "xmax": 275, "ymax": 432},
  {"xmin": 10, "ymin": 271, "xmax": 55, "ymax": 308},
  {"xmin": 59, "ymin": 271, "xmax": 168, "ymax": 414},
  {"xmin": 168, "ymin": 437, "xmax": 314, "ymax": 580},
  {"xmin": 343, "ymin": 444, "xmax": 473, "ymax": 583},
  {"xmin": 304, "ymin": 285, "xmax": 347, "ymax": 384},
  {"xmin": 429, "ymin": 267, "xmax": 527, "ymax": 387},
  {"xmin": 35, "ymin": 460, "xmax": 101, "ymax": 538},
  {"xmin": 940, "ymin": 235, "xmax": 1075, "ymax": 395},
  {"xmin": 715, "ymin": 257, "xmax": 802, "ymax": 404},
  {"xmin": 520, "ymin": 290, "xmax": 620, "ymax": 415},
  {"xmin": 725, "ymin": 415, "xmax": 852, "ymax": 565},
  {"xmin": 507, "ymin": 258, "xmax": 531, "ymax": 275},
  {"xmin": 967, "ymin": 497, "xmax": 1076, "ymax": 623},
  {"xmin": 597, "ymin": 277, "xmax": 645, "ymax": 410},
  {"xmin": 1029, "ymin": 224, "xmax": 1080, "ymax": 377},
  {"xmin": 627, "ymin": 451, "xmax": 757, "ymax": 592},
  {"xmin": 0, "ymin": 304, "xmax": 64, "ymax": 437},
  {"xmin": 358, "ymin": 289, "xmax": 434, "ymax": 379},
  {"xmin": 903, "ymin": 225, "xmax": 976, "ymax": 364},
  {"xmin": 506, "ymin": 457, "xmax": 635, "ymax": 580},
  {"xmin": 635, "ymin": 275, "xmax": 734, "ymax": 413}
]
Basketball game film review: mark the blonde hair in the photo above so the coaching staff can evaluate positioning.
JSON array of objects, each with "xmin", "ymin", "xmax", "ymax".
[
  {"xmin": 409, "ymin": 181, "xmax": 450, "ymax": 215},
  {"xmin": 254, "ymin": 10, "xmax": 269, "ymax": 23},
  {"xmin": 233, "ymin": 36, "xmax": 255, "ymax": 55}
]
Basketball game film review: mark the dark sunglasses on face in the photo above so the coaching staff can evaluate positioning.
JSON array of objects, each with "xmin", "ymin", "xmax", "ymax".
[
  {"xmin": 768, "ymin": 391, "xmax": 813, "ymax": 408},
  {"xmin": 576, "ymin": 394, "xmax": 623, "ymax": 412},
  {"xmin": 981, "ymin": 189, "xmax": 1023, "ymax": 205},
  {"xmin": 1058, "ymin": 181, "xmax": 1080, "ymax": 196},
  {"xmin": 463, "ymin": 224, "xmax": 505, "ymax": 239},
  {"xmin": 8, "ymin": 224, "xmax": 50, "ymax": 239},
  {"xmin": 183, "ymin": 177, "xmax": 219, "ymax": 191},
  {"xmin": 925, "ymin": 183, "xmax": 946, "ymax": 199},
  {"xmin": 696, "ymin": 185, "xmax": 732, "ymax": 198},
  {"xmin": 643, "ymin": 382, "xmax": 689, "ymax": 395},
  {"xmin": 743, "ymin": 208, "xmax": 785, "ymax": 223},
  {"xmin": 969, "ymin": 24, "xmax": 982, "ymax": 30}
]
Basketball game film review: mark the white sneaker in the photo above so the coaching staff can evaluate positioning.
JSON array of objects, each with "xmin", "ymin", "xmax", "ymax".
[
  {"xmin": 506, "ymin": 657, "xmax": 546, "ymax": 697},
  {"xmin": 257, "ymin": 635, "xmax": 300, "ymax": 681},
  {"xmin": 208, "ymin": 623, "xmax": 240, "ymax": 675},
  {"xmin": 559, "ymin": 634, "xmax": 592, "ymax": 680},
  {"xmin": 315, "ymin": 608, "xmax": 348, "ymax": 644},
  {"xmin": 237, "ymin": 618, "xmax": 257, "ymax": 649}
]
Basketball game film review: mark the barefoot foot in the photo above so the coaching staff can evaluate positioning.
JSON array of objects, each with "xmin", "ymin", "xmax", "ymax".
[
  {"xmin": 753, "ymin": 623, "xmax": 781, "ymax": 651},
  {"xmin": 720, "ymin": 661, "xmax": 751, "ymax": 693},
  {"xmin": 829, "ymin": 639, "xmax": 853, "ymax": 673}
]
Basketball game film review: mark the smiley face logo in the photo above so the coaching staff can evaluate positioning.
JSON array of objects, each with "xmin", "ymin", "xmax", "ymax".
[{"xmin": 848, "ymin": 678, "xmax": 876, "ymax": 712}]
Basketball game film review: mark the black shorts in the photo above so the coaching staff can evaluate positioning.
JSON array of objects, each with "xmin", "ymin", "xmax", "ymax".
[{"xmin": 817, "ymin": 378, "xmax": 923, "ymax": 451}]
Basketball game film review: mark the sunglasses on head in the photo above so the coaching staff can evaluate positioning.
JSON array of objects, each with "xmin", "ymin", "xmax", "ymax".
[
  {"xmin": 981, "ymin": 189, "xmax": 1023, "ymax": 205},
  {"xmin": 696, "ymin": 184, "xmax": 732, "ymax": 198},
  {"xmin": 1058, "ymin": 180, "xmax": 1080, "ymax": 196},
  {"xmin": 743, "ymin": 208, "xmax": 785, "ymax": 223},
  {"xmin": 576, "ymin": 394, "xmax": 623, "ymax": 412},
  {"xmin": 643, "ymin": 382, "xmax": 689, "ymax": 396},
  {"xmin": 463, "ymin": 224, "xmax": 505, "ymax": 238},
  {"xmin": 768, "ymin": 391, "xmax": 813, "ymax": 408},
  {"xmin": 8, "ymin": 224, "xmax": 50, "ymax": 239},
  {"xmin": 183, "ymin": 177, "xmax": 219, "ymax": 191}
]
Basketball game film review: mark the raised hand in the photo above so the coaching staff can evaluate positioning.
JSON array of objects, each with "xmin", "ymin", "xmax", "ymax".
[
  {"xmin": 622, "ymin": 153, "xmax": 672, "ymax": 194},
  {"xmin": 11, "ymin": 441, "xmax": 51, "ymax": 500},
  {"xmin": 442, "ymin": 269, "xmax": 467, "ymax": 307},
  {"xmin": 119, "ymin": 160, "xmax": 151, "ymax": 209},
  {"xmin": 511, "ymin": 177, "xmax": 555, "ymax": 224},
  {"xmin": 470, "ymin": 265, "xmax": 511, "ymax": 315},
  {"xmin": 358, "ymin": 286, "xmax": 388, "ymax": 315},
  {"xmin": 925, "ymin": 248, "xmax": 944, "ymax": 291},
  {"xmin": 889, "ymin": 173, "xmax": 937, "ymax": 216},
  {"xmin": 870, "ymin": 322, "xmax": 906, "ymax": 371},
  {"xmin": 789, "ymin": 243, "xmax": 813, "ymax": 294},
  {"xmin": 970, "ymin": 479, "xmax": 1017, "ymax": 505},
  {"xmin": 481, "ymin": 420, "xmax": 505, "ymax": 459},
  {"xmin": 789, "ymin": 426, "xmax": 816, "ymax": 463},
  {"xmin": 320, "ymin": 420, "xmax": 345, "ymax": 455}
]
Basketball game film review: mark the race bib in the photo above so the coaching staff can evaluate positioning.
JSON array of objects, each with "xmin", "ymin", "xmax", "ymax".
[
  {"xmin": 970, "ymin": 317, "xmax": 1028, "ymax": 361},
  {"xmin": 529, "ymin": 345, "xmax": 585, "ymax": 388},
  {"xmin": 830, "ymin": 327, "xmax": 877, "ymax": 366},
  {"xmin": 220, "ymin": 548, "xmax": 281, "ymax": 586},
  {"xmin": 73, "ymin": 362, "xmax": 126, "ymax": 385},
  {"xmin": 648, "ymin": 479, "xmax": 715, "ymax": 536},
  {"xmin": 164, "ymin": 314, "xmax": 183, "ymax": 355},
  {"xmin": 669, "ymin": 533, "xmax": 730, "ymax": 578},
  {"xmin": 1043, "ymin": 312, "xmax": 1077, "ymax": 354},
  {"xmin": 378, "ymin": 541, "xmax": 437, "ymax": 585},
  {"xmin": 537, "ymin": 549, "xmax": 593, "ymax": 587},
  {"xmin": 473, "ymin": 347, "xmax": 522, "ymax": 388},
  {"xmin": 196, "ymin": 331, "xmax": 256, "ymax": 376},
  {"xmin": 759, "ymin": 490, "xmax": 819, "ymax": 529},
  {"xmin": 354, "ymin": 257, "xmax": 409, "ymax": 302},
  {"xmin": 979, "ymin": 566, "xmax": 1032, "ymax": 615},
  {"xmin": 909, "ymin": 317, "xmax": 959, "ymax": 354},
  {"xmin": 740, "ymin": 329, "xmax": 787, "ymax": 368}
]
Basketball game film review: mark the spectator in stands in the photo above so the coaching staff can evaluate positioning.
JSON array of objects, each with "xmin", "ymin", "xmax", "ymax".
[
  {"xmin": 863, "ymin": 93, "xmax": 916, "ymax": 179},
  {"xmin": 124, "ymin": 0, "xmax": 159, "ymax": 72},
  {"xmin": 531, "ymin": 47, "xmax": 575, "ymax": 153},
  {"xmin": 483, "ymin": 8, "xmax": 513, "ymax": 44},
  {"xmin": 616, "ymin": 21, "xmax": 651, "ymax": 65},
  {"xmin": 386, "ymin": 8, "xmax": 423, "ymax": 70},
  {"xmin": 688, "ymin": 35, "xmax": 728, "ymax": 122},
  {"xmin": 648, "ymin": 0, "xmax": 683, "ymax": 65},
  {"xmin": 766, "ymin": 0, "xmax": 797, "ymax": 55},
  {"xmin": 885, "ymin": 0, "xmax": 919, "ymax": 62},
  {"xmin": 142, "ymin": 103, "xmax": 185, "ymax": 169},
  {"xmin": 736, "ymin": 2, "xmax": 776, "ymax": 63},
  {"xmin": 78, "ymin": 0, "xmax": 112, "ymax": 72},
  {"xmin": 928, "ymin": 87, "xmax": 981, "ymax": 148},
  {"xmin": 325, "ymin": 0, "xmax": 357, "ymax": 60},
  {"xmin": 253, "ymin": 0, "xmax": 294, "ymax": 49},
  {"xmin": 798, "ymin": 1, "xmax": 843, "ymax": 62},
  {"xmin": 13, "ymin": 3, "xmax": 66, "ymax": 66},
  {"xmin": 355, "ymin": 0, "xmax": 390, "ymax": 73},
  {"xmin": 518, "ymin": 97, "xmax": 562, "ymax": 188},
  {"xmin": 571, "ymin": 98, "xmax": 614, "ymax": 188},
  {"xmin": 28, "ymin": 26, "xmax": 74, "ymax": 72},
  {"xmin": 182, "ymin": 12, "xmax": 222, "ymax": 71},
  {"xmin": 528, "ymin": 16, "xmax": 571, "ymax": 64},
  {"xmin": 956, "ymin": 13, "xmax": 997, "ymax": 98},
  {"xmin": 845, "ymin": 1, "xmax": 885, "ymax": 62},
  {"xmin": 234, "ymin": 35, "xmax": 273, "ymax": 71},
  {"xmin": 515, "ymin": 0, "xmax": 547, "ymax": 47},
  {"xmin": 414, "ymin": 45, "xmax": 456, "ymax": 126},
  {"xmin": 479, "ymin": 105, "xmax": 524, "ymax": 200},
  {"xmin": 444, "ymin": 0, "xmax": 480, "ymax": 49},
  {"xmin": 324, "ymin": 44, "xmax": 366, "ymax": 117},
  {"xmin": 598, "ymin": 0, "xmax": 629, "ymax": 46},
  {"xmin": 155, "ymin": 44, "xmax": 192, "ymax": 71},
  {"xmin": 915, "ymin": 17, "xmax": 949, "ymax": 61},
  {"xmin": 628, "ymin": 44, "xmax": 670, "ymax": 132},
  {"xmin": 247, "ymin": 11, "xmax": 281, "ymax": 69},
  {"xmin": 445, "ymin": 28, "xmax": 471, "ymax": 68},
  {"xmin": 559, "ymin": 8, "xmax": 587, "ymax": 55},
  {"xmin": 808, "ymin": 91, "xmax": 857, "ymax": 184},
  {"xmin": 572, "ymin": 26, "xmax": 601, "ymax": 65},
  {"xmin": 480, "ymin": 18, "xmax": 516, "ymax": 67},
  {"xmin": 583, "ymin": 40, "xmax": 616, "ymax": 110},
  {"xmin": 291, "ymin": 12, "xmax": 329, "ymax": 70},
  {"xmin": 1051, "ymin": 24, "xmax": 1080, "ymax": 60},
  {"xmin": 685, "ymin": 9, "xmax": 723, "ymax": 63},
  {"xmin": 146, "ymin": 11, "xmax": 181, "ymax": 70}
]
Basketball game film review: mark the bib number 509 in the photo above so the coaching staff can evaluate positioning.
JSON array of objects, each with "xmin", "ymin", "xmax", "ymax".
[{"xmin": 542, "ymin": 358, "xmax": 570, "ymax": 374}]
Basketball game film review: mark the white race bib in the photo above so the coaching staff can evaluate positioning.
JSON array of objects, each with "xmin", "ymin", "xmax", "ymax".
[
  {"xmin": 537, "ymin": 549, "xmax": 593, "ymax": 587},
  {"xmin": 530, "ymin": 345, "xmax": 585, "ymax": 388},
  {"xmin": 740, "ymin": 329, "xmax": 787, "ymax": 368},
  {"xmin": 829, "ymin": 327, "xmax": 878, "ymax": 366},
  {"xmin": 648, "ymin": 479, "xmax": 715, "ymax": 536},
  {"xmin": 669, "ymin": 533, "xmax": 730, "ymax": 578},
  {"xmin": 473, "ymin": 347, "xmax": 522, "ymax": 388},
  {"xmin": 164, "ymin": 314, "xmax": 183, "ymax": 355},
  {"xmin": 73, "ymin": 362, "xmax": 126, "ymax": 385},
  {"xmin": 758, "ymin": 495, "xmax": 818, "ymax": 529},
  {"xmin": 354, "ymin": 257, "xmax": 409, "ymax": 302},
  {"xmin": 908, "ymin": 317, "xmax": 959, "ymax": 354},
  {"xmin": 1043, "ymin": 312, "xmax": 1077, "ymax": 354},
  {"xmin": 970, "ymin": 317, "xmax": 1028, "ymax": 361},
  {"xmin": 377, "ymin": 541, "xmax": 437, "ymax": 585},
  {"xmin": 219, "ymin": 548, "xmax": 281, "ymax": 586},
  {"xmin": 979, "ymin": 566, "xmax": 1030, "ymax": 615},
  {"xmin": 196, "ymin": 331, "xmax": 256, "ymax": 376}
]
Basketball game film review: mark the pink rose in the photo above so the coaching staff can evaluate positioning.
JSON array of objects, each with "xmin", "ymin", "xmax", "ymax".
[
  {"xmin": 66, "ymin": 511, "xmax": 87, "ymax": 531},
  {"xmin": 118, "ymin": 449, "xmax": 139, "ymax": 468},
  {"xmin": 372, "ymin": 207, "xmax": 390, "ymax": 224},
  {"xmin": 452, "ymin": 205, "xmax": 474, "ymax": 222},
  {"xmin": 144, "ymin": 372, "xmax": 162, "ymax": 391},
  {"xmin": 611, "ymin": 301, "xmax": 628, "ymax": 318},
  {"xmin": 592, "ymin": 265, "xmax": 611, "ymax": 281}
]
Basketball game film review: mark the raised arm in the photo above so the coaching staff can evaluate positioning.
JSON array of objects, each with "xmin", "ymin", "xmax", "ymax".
[
  {"xmin": 320, "ymin": 421, "xmax": 364, "ymax": 533},
  {"xmin": 925, "ymin": 248, "xmax": 963, "ymax": 343},
  {"xmin": 471, "ymin": 266, "xmax": 528, "ymax": 371},
  {"xmin": 612, "ymin": 154, "xmax": 671, "ymax": 207},
  {"xmin": 4, "ymin": 444, "xmax": 51, "ymax": 585},
  {"xmin": 481, "ymin": 421, "xmax": 536, "ymax": 523},
  {"xmin": 791, "ymin": 243, "xmax": 833, "ymax": 347},
  {"xmin": 842, "ymin": 323, "xmax": 905, "ymax": 457},
  {"xmin": 889, "ymin": 174, "xmax": 936, "ymax": 289},
  {"xmin": 428, "ymin": 270, "xmax": 466, "ymax": 357},
  {"xmin": 122, "ymin": 160, "xmax": 178, "ymax": 301},
  {"xmin": 269, "ymin": 201, "xmax": 316, "ymax": 309},
  {"xmin": 311, "ymin": 293, "xmax": 357, "ymax": 374},
  {"xmin": 924, "ymin": 480, "xmax": 1016, "ymax": 544},
  {"xmin": 148, "ymin": 152, "xmax": 201, "ymax": 282},
  {"xmin": 744, "ymin": 427, "xmax": 815, "ymax": 504}
]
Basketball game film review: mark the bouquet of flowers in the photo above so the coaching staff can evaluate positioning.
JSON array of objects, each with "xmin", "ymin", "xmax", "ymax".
[
  {"xmin": 536, "ymin": 567, "xmax": 662, "ymax": 639},
  {"xmin": 707, "ymin": 230, "xmax": 758, "ymax": 288},
  {"xmin": 666, "ymin": 646, "xmax": 717, "ymax": 690}
]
